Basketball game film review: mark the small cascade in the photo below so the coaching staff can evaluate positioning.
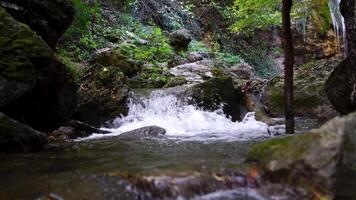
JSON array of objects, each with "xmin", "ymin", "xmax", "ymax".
[
  {"xmin": 329, "ymin": 0, "xmax": 347, "ymax": 56},
  {"xmin": 83, "ymin": 92, "xmax": 277, "ymax": 141}
]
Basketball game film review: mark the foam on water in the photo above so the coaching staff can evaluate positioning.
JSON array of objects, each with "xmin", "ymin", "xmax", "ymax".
[{"xmin": 82, "ymin": 92, "xmax": 274, "ymax": 141}]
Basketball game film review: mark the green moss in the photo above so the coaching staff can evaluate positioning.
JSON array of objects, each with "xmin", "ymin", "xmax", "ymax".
[
  {"xmin": 0, "ymin": 7, "xmax": 52, "ymax": 81},
  {"xmin": 57, "ymin": 51, "xmax": 84, "ymax": 82},
  {"xmin": 247, "ymin": 133, "xmax": 320, "ymax": 167}
]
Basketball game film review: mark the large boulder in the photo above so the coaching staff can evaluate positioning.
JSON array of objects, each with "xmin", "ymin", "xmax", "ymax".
[
  {"xmin": 247, "ymin": 112, "xmax": 356, "ymax": 199},
  {"xmin": 185, "ymin": 77, "xmax": 242, "ymax": 121},
  {"xmin": 0, "ymin": 7, "xmax": 78, "ymax": 131},
  {"xmin": 75, "ymin": 66, "xmax": 130, "ymax": 127},
  {"xmin": 0, "ymin": 112, "xmax": 47, "ymax": 152},
  {"xmin": 0, "ymin": 0, "xmax": 74, "ymax": 48},
  {"xmin": 169, "ymin": 29, "xmax": 192, "ymax": 50},
  {"xmin": 264, "ymin": 59, "xmax": 339, "ymax": 121}
]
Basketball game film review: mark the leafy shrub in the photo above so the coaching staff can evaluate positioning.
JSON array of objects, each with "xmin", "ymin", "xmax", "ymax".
[{"xmin": 119, "ymin": 27, "xmax": 173, "ymax": 62}]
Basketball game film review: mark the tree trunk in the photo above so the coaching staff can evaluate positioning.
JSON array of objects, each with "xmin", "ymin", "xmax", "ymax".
[{"xmin": 282, "ymin": 0, "xmax": 295, "ymax": 134}]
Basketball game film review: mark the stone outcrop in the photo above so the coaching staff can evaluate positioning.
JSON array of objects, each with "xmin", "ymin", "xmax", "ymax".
[
  {"xmin": 0, "ymin": 0, "xmax": 74, "ymax": 48},
  {"xmin": 0, "ymin": 7, "xmax": 78, "ymax": 131}
]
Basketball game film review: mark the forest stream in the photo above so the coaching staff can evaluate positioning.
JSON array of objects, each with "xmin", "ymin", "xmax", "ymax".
[{"xmin": 0, "ymin": 89, "xmax": 319, "ymax": 200}]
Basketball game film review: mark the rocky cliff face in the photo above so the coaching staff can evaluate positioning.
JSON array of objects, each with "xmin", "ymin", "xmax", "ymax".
[{"xmin": 326, "ymin": 0, "xmax": 356, "ymax": 114}]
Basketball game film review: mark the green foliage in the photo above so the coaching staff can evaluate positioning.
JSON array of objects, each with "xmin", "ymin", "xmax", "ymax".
[
  {"xmin": 229, "ymin": 0, "xmax": 332, "ymax": 35},
  {"xmin": 67, "ymin": 0, "xmax": 101, "ymax": 35},
  {"xmin": 228, "ymin": 0, "xmax": 281, "ymax": 34},
  {"xmin": 188, "ymin": 40, "xmax": 212, "ymax": 53},
  {"xmin": 119, "ymin": 27, "xmax": 173, "ymax": 62},
  {"xmin": 217, "ymin": 52, "xmax": 242, "ymax": 67},
  {"xmin": 138, "ymin": 65, "xmax": 171, "ymax": 88}
]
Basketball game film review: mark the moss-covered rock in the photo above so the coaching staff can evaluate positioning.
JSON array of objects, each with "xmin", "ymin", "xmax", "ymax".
[
  {"xmin": 247, "ymin": 112, "xmax": 356, "ymax": 199},
  {"xmin": 0, "ymin": 112, "xmax": 47, "ymax": 152},
  {"xmin": 264, "ymin": 59, "xmax": 339, "ymax": 121},
  {"xmin": 0, "ymin": 7, "xmax": 78, "ymax": 131},
  {"xmin": 0, "ymin": 7, "xmax": 52, "ymax": 106},
  {"xmin": 0, "ymin": 0, "xmax": 74, "ymax": 48},
  {"xmin": 76, "ymin": 66, "xmax": 130, "ymax": 127},
  {"xmin": 163, "ymin": 77, "xmax": 188, "ymax": 88},
  {"xmin": 186, "ymin": 77, "xmax": 242, "ymax": 121},
  {"xmin": 93, "ymin": 48, "xmax": 142, "ymax": 77}
]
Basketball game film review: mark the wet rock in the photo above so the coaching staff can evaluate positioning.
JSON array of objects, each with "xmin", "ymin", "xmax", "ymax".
[
  {"xmin": 92, "ymin": 48, "xmax": 142, "ymax": 77},
  {"xmin": 75, "ymin": 66, "xmax": 130, "ymax": 127},
  {"xmin": 244, "ymin": 94, "xmax": 275, "ymax": 125},
  {"xmin": 186, "ymin": 77, "xmax": 242, "ymax": 121},
  {"xmin": 118, "ymin": 126, "xmax": 166, "ymax": 140},
  {"xmin": 0, "ymin": 112, "xmax": 47, "ymax": 152},
  {"xmin": 247, "ymin": 111, "xmax": 356, "ymax": 199},
  {"xmin": 49, "ymin": 121, "xmax": 111, "ymax": 140},
  {"xmin": 169, "ymin": 63, "xmax": 212, "ymax": 83},
  {"xmin": 0, "ymin": 8, "xmax": 78, "ymax": 131},
  {"xmin": 264, "ymin": 59, "xmax": 339, "ymax": 121},
  {"xmin": 169, "ymin": 29, "xmax": 192, "ymax": 50},
  {"xmin": 0, "ymin": 0, "xmax": 74, "ymax": 48}
]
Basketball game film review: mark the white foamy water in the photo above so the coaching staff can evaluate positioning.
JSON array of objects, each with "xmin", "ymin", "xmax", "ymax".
[
  {"xmin": 329, "ymin": 0, "xmax": 347, "ymax": 55},
  {"xmin": 82, "ymin": 92, "xmax": 275, "ymax": 141}
]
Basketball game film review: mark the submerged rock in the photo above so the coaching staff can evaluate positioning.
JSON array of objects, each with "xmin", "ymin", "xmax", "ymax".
[
  {"xmin": 247, "ymin": 111, "xmax": 356, "ymax": 199},
  {"xmin": 118, "ymin": 126, "xmax": 166, "ymax": 140},
  {"xmin": 0, "ymin": 0, "xmax": 74, "ymax": 48},
  {"xmin": 0, "ymin": 112, "xmax": 47, "ymax": 152},
  {"xmin": 0, "ymin": 7, "xmax": 78, "ymax": 131}
]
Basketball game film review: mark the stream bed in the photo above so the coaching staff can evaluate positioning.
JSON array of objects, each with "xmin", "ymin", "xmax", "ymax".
[{"xmin": 0, "ymin": 92, "xmax": 319, "ymax": 200}]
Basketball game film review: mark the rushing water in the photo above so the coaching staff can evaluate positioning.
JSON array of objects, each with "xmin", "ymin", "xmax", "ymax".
[
  {"xmin": 83, "ymin": 92, "xmax": 276, "ymax": 141},
  {"xmin": 0, "ymin": 90, "xmax": 321, "ymax": 199},
  {"xmin": 329, "ymin": 0, "xmax": 347, "ymax": 55}
]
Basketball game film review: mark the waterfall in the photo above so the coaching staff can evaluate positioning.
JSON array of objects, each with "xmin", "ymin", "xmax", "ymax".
[
  {"xmin": 82, "ymin": 92, "xmax": 277, "ymax": 141},
  {"xmin": 329, "ymin": 0, "xmax": 347, "ymax": 55}
]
